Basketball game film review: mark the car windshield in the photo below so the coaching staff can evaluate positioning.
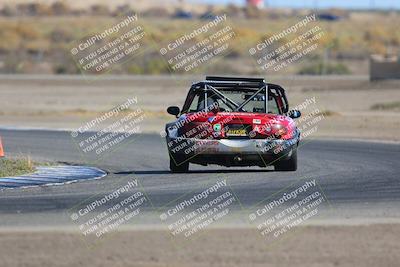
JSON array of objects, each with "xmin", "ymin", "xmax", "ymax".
[{"xmin": 187, "ymin": 89, "xmax": 281, "ymax": 114}]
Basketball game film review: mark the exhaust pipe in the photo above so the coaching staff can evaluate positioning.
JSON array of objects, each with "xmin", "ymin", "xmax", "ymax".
[{"xmin": 234, "ymin": 155, "xmax": 243, "ymax": 163}]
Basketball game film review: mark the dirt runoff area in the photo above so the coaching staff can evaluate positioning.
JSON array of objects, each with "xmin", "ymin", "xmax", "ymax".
[
  {"xmin": 0, "ymin": 75, "xmax": 399, "ymax": 141},
  {"xmin": 0, "ymin": 225, "xmax": 398, "ymax": 267}
]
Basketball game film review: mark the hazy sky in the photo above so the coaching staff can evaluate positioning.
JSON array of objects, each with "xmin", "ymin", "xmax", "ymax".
[{"xmin": 191, "ymin": 0, "xmax": 400, "ymax": 10}]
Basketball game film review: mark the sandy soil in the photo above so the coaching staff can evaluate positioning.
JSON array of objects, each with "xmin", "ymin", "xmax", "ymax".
[
  {"xmin": 0, "ymin": 225, "xmax": 399, "ymax": 267},
  {"xmin": 0, "ymin": 75, "xmax": 399, "ymax": 141}
]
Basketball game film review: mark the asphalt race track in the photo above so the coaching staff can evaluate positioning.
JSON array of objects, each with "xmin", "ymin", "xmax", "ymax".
[{"xmin": 0, "ymin": 129, "xmax": 399, "ymax": 227}]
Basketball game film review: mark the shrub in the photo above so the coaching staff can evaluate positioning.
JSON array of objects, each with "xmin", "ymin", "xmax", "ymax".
[
  {"xmin": 146, "ymin": 59, "xmax": 169, "ymax": 74},
  {"xmin": 91, "ymin": 4, "xmax": 110, "ymax": 16},
  {"xmin": 370, "ymin": 102, "xmax": 400, "ymax": 111},
  {"xmin": 298, "ymin": 61, "xmax": 351, "ymax": 75},
  {"xmin": 51, "ymin": 1, "xmax": 70, "ymax": 15},
  {"xmin": 0, "ymin": 157, "xmax": 35, "ymax": 177}
]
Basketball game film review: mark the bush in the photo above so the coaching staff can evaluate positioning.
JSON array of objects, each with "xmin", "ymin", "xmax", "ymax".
[
  {"xmin": 298, "ymin": 61, "xmax": 351, "ymax": 75},
  {"xmin": 1, "ymin": 5, "xmax": 17, "ymax": 16},
  {"xmin": 113, "ymin": 4, "xmax": 136, "ymax": 17},
  {"xmin": 143, "ymin": 7, "xmax": 169, "ymax": 18},
  {"xmin": 0, "ymin": 157, "xmax": 35, "ymax": 177},
  {"xmin": 51, "ymin": 1, "xmax": 70, "ymax": 15},
  {"xmin": 370, "ymin": 102, "xmax": 400, "ymax": 111},
  {"xmin": 91, "ymin": 4, "xmax": 110, "ymax": 16},
  {"xmin": 127, "ymin": 65, "xmax": 145, "ymax": 75},
  {"xmin": 54, "ymin": 65, "xmax": 67, "ymax": 74},
  {"xmin": 49, "ymin": 28, "xmax": 74, "ymax": 43},
  {"xmin": 146, "ymin": 59, "xmax": 169, "ymax": 74}
]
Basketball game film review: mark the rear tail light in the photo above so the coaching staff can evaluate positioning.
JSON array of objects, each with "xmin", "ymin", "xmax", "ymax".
[
  {"xmin": 272, "ymin": 124, "xmax": 295, "ymax": 140},
  {"xmin": 251, "ymin": 123, "xmax": 293, "ymax": 140},
  {"xmin": 272, "ymin": 124, "xmax": 288, "ymax": 137}
]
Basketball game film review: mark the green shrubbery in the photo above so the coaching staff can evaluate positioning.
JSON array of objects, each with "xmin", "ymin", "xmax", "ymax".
[
  {"xmin": 370, "ymin": 102, "xmax": 400, "ymax": 111},
  {"xmin": 298, "ymin": 61, "xmax": 351, "ymax": 75},
  {"xmin": 0, "ymin": 157, "xmax": 35, "ymax": 177}
]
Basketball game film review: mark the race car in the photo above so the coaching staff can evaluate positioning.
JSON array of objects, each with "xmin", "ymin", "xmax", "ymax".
[{"xmin": 165, "ymin": 76, "xmax": 301, "ymax": 173}]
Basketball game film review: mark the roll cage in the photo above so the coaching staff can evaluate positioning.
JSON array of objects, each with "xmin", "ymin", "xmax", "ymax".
[{"xmin": 181, "ymin": 76, "xmax": 289, "ymax": 114}]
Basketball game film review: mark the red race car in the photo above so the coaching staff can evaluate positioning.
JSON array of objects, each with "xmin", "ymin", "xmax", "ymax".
[{"xmin": 165, "ymin": 76, "xmax": 301, "ymax": 173}]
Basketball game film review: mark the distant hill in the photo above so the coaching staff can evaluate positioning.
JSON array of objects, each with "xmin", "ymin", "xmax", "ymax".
[{"xmin": 0, "ymin": 0, "xmax": 181, "ymax": 11}]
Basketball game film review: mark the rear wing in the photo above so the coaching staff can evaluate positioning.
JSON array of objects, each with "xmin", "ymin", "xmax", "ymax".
[{"xmin": 205, "ymin": 76, "xmax": 265, "ymax": 83}]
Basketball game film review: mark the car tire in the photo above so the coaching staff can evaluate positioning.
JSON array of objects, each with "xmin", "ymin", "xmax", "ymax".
[
  {"xmin": 169, "ymin": 155, "xmax": 189, "ymax": 173},
  {"xmin": 274, "ymin": 149, "xmax": 297, "ymax": 171}
]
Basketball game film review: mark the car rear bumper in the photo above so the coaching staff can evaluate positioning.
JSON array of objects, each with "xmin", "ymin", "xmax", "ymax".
[{"xmin": 167, "ymin": 135, "xmax": 299, "ymax": 166}]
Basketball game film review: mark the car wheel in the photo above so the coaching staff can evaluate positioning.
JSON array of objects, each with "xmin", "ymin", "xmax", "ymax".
[
  {"xmin": 274, "ymin": 149, "xmax": 297, "ymax": 171},
  {"xmin": 169, "ymin": 155, "xmax": 189, "ymax": 173}
]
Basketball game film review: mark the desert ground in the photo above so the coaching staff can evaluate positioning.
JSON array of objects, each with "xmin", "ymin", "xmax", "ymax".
[{"xmin": 1, "ymin": 225, "xmax": 399, "ymax": 267}]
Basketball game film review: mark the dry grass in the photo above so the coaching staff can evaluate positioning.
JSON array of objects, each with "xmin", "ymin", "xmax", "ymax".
[
  {"xmin": 316, "ymin": 110, "xmax": 341, "ymax": 117},
  {"xmin": 370, "ymin": 101, "xmax": 400, "ymax": 111},
  {"xmin": 0, "ymin": 157, "xmax": 35, "ymax": 177},
  {"xmin": 0, "ymin": 12, "xmax": 399, "ymax": 74}
]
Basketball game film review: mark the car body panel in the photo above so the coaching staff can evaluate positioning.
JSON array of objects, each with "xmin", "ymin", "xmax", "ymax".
[{"xmin": 165, "ymin": 76, "xmax": 300, "ymax": 169}]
